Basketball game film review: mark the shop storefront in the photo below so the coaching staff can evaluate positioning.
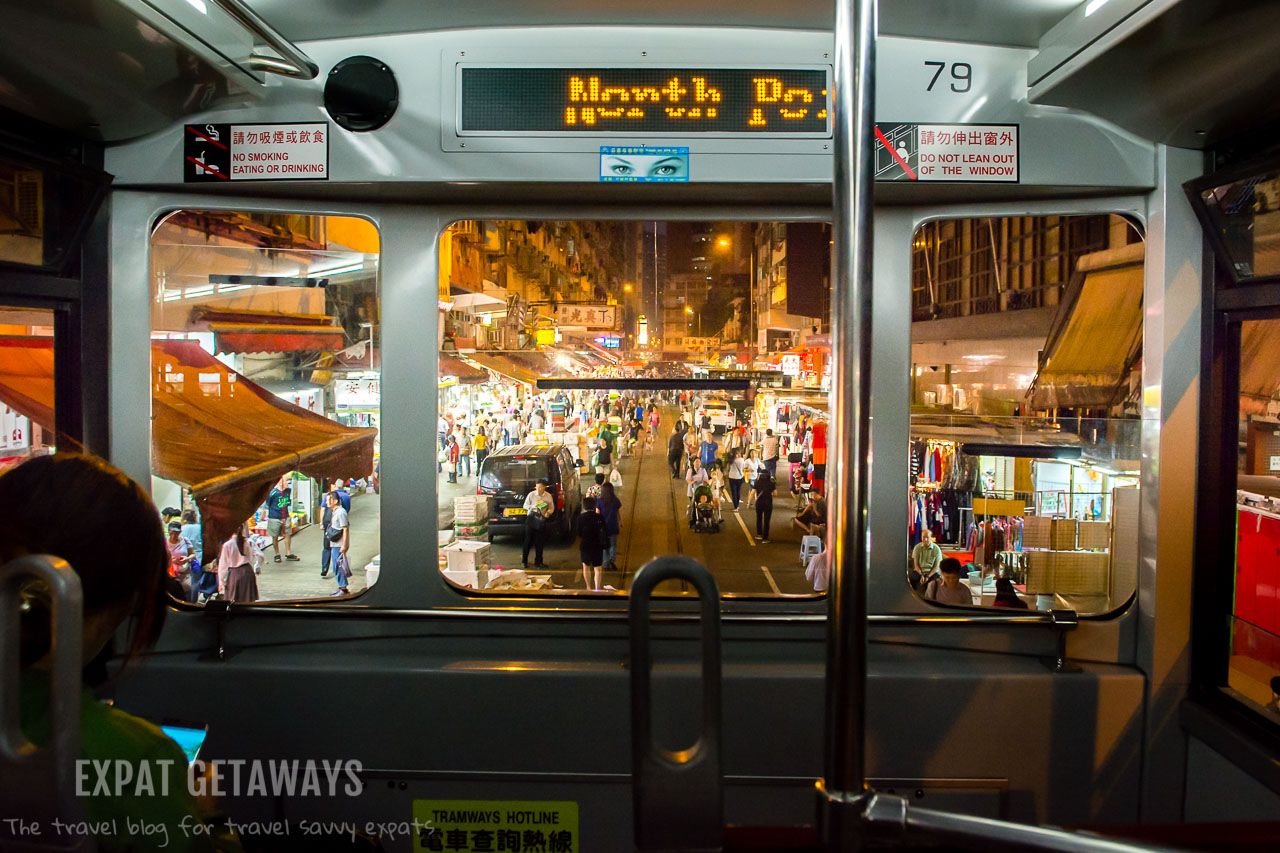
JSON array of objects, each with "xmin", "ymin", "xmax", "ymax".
[{"xmin": 907, "ymin": 425, "xmax": 1140, "ymax": 613}]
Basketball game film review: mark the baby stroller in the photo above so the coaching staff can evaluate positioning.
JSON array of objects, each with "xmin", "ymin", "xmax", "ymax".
[{"xmin": 687, "ymin": 483, "xmax": 723, "ymax": 533}]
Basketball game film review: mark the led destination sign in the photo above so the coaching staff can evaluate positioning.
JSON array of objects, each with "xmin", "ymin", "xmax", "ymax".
[{"xmin": 459, "ymin": 67, "xmax": 830, "ymax": 135}]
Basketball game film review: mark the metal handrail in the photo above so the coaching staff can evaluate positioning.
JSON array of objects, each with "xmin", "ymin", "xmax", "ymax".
[
  {"xmin": 822, "ymin": 0, "xmax": 877, "ymax": 844},
  {"xmin": 629, "ymin": 556, "xmax": 723, "ymax": 852},
  {"xmin": 208, "ymin": 0, "xmax": 320, "ymax": 80},
  {"xmin": 861, "ymin": 792, "xmax": 1181, "ymax": 853},
  {"xmin": 0, "ymin": 554, "xmax": 91, "ymax": 851}
]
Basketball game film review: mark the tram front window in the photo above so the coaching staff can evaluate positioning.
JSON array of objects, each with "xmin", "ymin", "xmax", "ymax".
[
  {"xmin": 907, "ymin": 214, "xmax": 1144, "ymax": 615},
  {"xmin": 149, "ymin": 211, "xmax": 381, "ymax": 603},
  {"xmin": 437, "ymin": 219, "xmax": 831, "ymax": 596}
]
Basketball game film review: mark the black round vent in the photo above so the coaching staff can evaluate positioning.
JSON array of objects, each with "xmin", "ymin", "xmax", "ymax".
[{"xmin": 323, "ymin": 56, "xmax": 398, "ymax": 132}]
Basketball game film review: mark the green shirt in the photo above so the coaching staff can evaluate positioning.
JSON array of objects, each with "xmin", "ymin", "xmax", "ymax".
[
  {"xmin": 912, "ymin": 541, "xmax": 943, "ymax": 573},
  {"xmin": 21, "ymin": 670, "xmax": 238, "ymax": 853}
]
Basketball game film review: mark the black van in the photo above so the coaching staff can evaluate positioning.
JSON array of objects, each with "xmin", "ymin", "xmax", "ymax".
[{"xmin": 478, "ymin": 444, "xmax": 584, "ymax": 541}]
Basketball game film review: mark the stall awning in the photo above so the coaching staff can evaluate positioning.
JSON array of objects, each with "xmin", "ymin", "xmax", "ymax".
[
  {"xmin": 190, "ymin": 307, "xmax": 346, "ymax": 354},
  {"xmin": 1027, "ymin": 244, "xmax": 1144, "ymax": 409},
  {"xmin": 440, "ymin": 354, "xmax": 487, "ymax": 385},
  {"xmin": 0, "ymin": 337, "xmax": 55, "ymax": 433},
  {"xmin": 464, "ymin": 352, "xmax": 543, "ymax": 385},
  {"xmin": 153, "ymin": 340, "xmax": 377, "ymax": 559},
  {"xmin": 1240, "ymin": 320, "xmax": 1280, "ymax": 416},
  {"xmin": 0, "ymin": 338, "xmax": 376, "ymax": 559}
]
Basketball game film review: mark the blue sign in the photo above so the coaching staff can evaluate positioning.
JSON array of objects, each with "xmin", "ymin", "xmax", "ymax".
[{"xmin": 599, "ymin": 146, "xmax": 689, "ymax": 182}]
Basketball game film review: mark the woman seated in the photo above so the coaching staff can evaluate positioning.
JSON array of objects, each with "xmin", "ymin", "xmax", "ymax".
[
  {"xmin": 0, "ymin": 453, "xmax": 240, "ymax": 851},
  {"xmin": 792, "ymin": 493, "xmax": 827, "ymax": 536}
]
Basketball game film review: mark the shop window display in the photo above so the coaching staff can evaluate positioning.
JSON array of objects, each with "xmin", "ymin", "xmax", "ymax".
[
  {"xmin": 908, "ymin": 214, "xmax": 1144, "ymax": 615},
  {"xmin": 149, "ymin": 211, "xmax": 380, "ymax": 604}
]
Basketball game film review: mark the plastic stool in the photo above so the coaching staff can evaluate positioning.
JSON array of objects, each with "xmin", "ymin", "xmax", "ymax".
[{"xmin": 799, "ymin": 535, "xmax": 823, "ymax": 566}]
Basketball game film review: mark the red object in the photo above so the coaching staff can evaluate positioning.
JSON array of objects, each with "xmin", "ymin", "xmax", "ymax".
[
  {"xmin": 1257, "ymin": 516, "xmax": 1280, "ymax": 635},
  {"xmin": 1238, "ymin": 509, "xmax": 1258, "ymax": 625}
]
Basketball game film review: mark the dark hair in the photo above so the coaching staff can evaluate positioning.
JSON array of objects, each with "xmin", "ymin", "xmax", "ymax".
[
  {"xmin": 594, "ymin": 473, "xmax": 605, "ymax": 485},
  {"xmin": 600, "ymin": 482, "xmax": 619, "ymax": 507},
  {"xmin": 181, "ymin": 509, "xmax": 196, "ymax": 524},
  {"xmin": 167, "ymin": 521, "xmax": 182, "ymax": 532},
  {"xmin": 161, "ymin": 506, "xmax": 180, "ymax": 520},
  {"xmin": 995, "ymin": 577, "xmax": 1016, "ymax": 594},
  {"xmin": 766, "ymin": 429, "xmax": 774, "ymax": 436},
  {"xmin": 940, "ymin": 557, "xmax": 963, "ymax": 575},
  {"xmin": 0, "ymin": 454, "xmax": 169, "ymax": 668},
  {"xmin": 583, "ymin": 496, "xmax": 597, "ymax": 511}
]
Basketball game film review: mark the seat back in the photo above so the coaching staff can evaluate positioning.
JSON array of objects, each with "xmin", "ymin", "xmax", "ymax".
[{"xmin": 0, "ymin": 554, "xmax": 92, "ymax": 852}]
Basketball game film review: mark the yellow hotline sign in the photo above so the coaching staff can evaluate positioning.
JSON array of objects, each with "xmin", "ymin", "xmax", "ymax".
[{"xmin": 412, "ymin": 800, "xmax": 579, "ymax": 852}]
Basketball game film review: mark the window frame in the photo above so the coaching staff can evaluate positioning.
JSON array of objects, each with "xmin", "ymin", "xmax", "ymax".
[
  {"xmin": 900, "ymin": 209, "xmax": 1147, "ymax": 620},
  {"xmin": 1190, "ymin": 150, "xmax": 1280, "ymax": 742}
]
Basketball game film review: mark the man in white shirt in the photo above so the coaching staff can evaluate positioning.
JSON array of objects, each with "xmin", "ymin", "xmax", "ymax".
[
  {"xmin": 805, "ymin": 547, "xmax": 829, "ymax": 592},
  {"xmin": 761, "ymin": 429, "xmax": 780, "ymax": 475},
  {"xmin": 521, "ymin": 480, "xmax": 555, "ymax": 568}
]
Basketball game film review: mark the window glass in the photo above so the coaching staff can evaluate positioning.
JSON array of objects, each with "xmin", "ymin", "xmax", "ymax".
[
  {"xmin": 149, "ymin": 212, "xmax": 380, "ymax": 603},
  {"xmin": 0, "ymin": 154, "xmax": 106, "ymax": 272},
  {"xmin": 908, "ymin": 214, "xmax": 1144, "ymax": 615},
  {"xmin": 437, "ymin": 220, "xmax": 831, "ymax": 597},
  {"xmin": 0, "ymin": 306, "xmax": 55, "ymax": 469},
  {"xmin": 1196, "ymin": 169, "xmax": 1280, "ymax": 282},
  {"xmin": 1229, "ymin": 317, "xmax": 1280, "ymax": 723}
]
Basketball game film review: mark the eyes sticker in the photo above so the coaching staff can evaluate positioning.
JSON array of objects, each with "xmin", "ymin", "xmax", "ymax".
[{"xmin": 599, "ymin": 148, "xmax": 690, "ymax": 182}]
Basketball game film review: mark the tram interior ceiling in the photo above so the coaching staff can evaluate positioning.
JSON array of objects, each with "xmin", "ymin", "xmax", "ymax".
[{"xmin": 5, "ymin": 1, "xmax": 1280, "ymax": 851}]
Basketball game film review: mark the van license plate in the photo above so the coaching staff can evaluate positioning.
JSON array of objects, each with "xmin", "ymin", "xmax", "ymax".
[{"xmin": 504, "ymin": 508, "xmax": 527, "ymax": 516}]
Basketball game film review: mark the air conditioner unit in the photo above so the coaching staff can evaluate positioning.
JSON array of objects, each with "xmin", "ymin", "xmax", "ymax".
[{"xmin": 13, "ymin": 172, "xmax": 42, "ymax": 235}]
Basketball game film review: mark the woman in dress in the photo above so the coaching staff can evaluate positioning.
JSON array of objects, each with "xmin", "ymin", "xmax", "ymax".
[
  {"xmin": 598, "ymin": 482, "xmax": 623, "ymax": 572},
  {"xmin": 219, "ymin": 523, "xmax": 262, "ymax": 603}
]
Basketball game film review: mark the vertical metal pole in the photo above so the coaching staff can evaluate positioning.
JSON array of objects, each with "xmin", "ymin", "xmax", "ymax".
[{"xmin": 819, "ymin": 0, "xmax": 876, "ymax": 849}]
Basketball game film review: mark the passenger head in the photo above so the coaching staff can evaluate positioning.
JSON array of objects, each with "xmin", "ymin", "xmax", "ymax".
[
  {"xmin": 766, "ymin": 429, "xmax": 773, "ymax": 436},
  {"xmin": 995, "ymin": 577, "xmax": 1016, "ymax": 595},
  {"xmin": 167, "ymin": 521, "xmax": 182, "ymax": 541},
  {"xmin": 0, "ymin": 454, "xmax": 169, "ymax": 669},
  {"xmin": 940, "ymin": 557, "xmax": 963, "ymax": 587},
  {"xmin": 583, "ymin": 496, "xmax": 597, "ymax": 512},
  {"xmin": 921, "ymin": 528, "xmax": 933, "ymax": 544}
]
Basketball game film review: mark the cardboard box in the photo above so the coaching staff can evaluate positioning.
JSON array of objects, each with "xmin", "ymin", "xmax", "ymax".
[
  {"xmin": 453, "ymin": 495, "xmax": 493, "ymax": 523},
  {"xmin": 1076, "ymin": 521, "xmax": 1111, "ymax": 551},
  {"xmin": 442, "ymin": 567, "xmax": 490, "ymax": 589},
  {"xmin": 1050, "ymin": 518, "xmax": 1078, "ymax": 550},
  {"xmin": 444, "ymin": 540, "xmax": 491, "ymax": 572},
  {"xmin": 1023, "ymin": 516, "xmax": 1053, "ymax": 550}
]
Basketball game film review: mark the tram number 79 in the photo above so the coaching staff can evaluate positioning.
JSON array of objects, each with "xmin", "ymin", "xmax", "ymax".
[{"xmin": 924, "ymin": 61, "xmax": 973, "ymax": 93}]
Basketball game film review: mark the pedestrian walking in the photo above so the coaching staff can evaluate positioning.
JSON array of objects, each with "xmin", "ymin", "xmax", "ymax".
[
  {"xmin": 754, "ymin": 470, "xmax": 776, "ymax": 543},
  {"xmin": 521, "ymin": 480, "xmax": 554, "ymax": 568},
  {"xmin": 599, "ymin": 481, "xmax": 622, "ymax": 571},
  {"xmin": 325, "ymin": 491, "xmax": 351, "ymax": 596},
  {"xmin": 577, "ymin": 497, "xmax": 608, "ymax": 591},
  {"xmin": 667, "ymin": 429, "xmax": 685, "ymax": 479}
]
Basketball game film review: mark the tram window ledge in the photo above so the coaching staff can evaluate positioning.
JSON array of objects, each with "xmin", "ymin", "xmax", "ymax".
[{"xmin": 1180, "ymin": 691, "xmax": 1280, "ymax": 797}]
